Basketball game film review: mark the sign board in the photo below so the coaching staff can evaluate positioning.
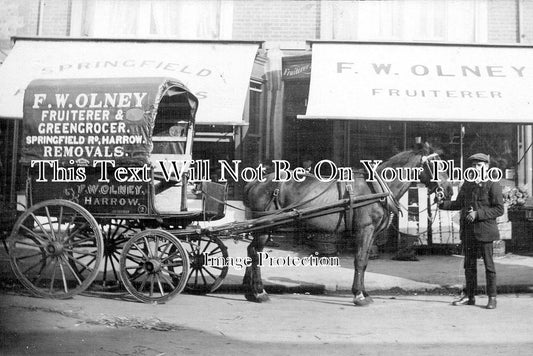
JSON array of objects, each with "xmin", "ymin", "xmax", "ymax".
[
  {"xmin": 283, "ymin": 62, "xmax": 312, "ymax": 80},
  {"xmin": 22, "ymin": 77, "xmax": 197, "ymax": 165},
  {"xmin": 301, "ymin": 42, "xmax": 533, "ymax": 123}
]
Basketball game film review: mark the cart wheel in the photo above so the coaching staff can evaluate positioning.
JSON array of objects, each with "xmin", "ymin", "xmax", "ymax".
[
  {"xmin": 98, "ymin": 219, "xmax": 138, "ymax": 286},
  {"xmin": 8, "ymin": 199, "xmax": 103, "ymax": 299},
  {"xmin": 119, "ymin": 229, "xmax": 189, "ymax": 303},
  {"xmin": 185, "ymin": 234, "xmax": 229, "ymax": 294}
]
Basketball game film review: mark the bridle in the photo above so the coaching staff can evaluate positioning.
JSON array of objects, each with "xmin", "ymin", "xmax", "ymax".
[{"xmin": 421, "ymin": 153, "xmax": 446, "ymax": 201}]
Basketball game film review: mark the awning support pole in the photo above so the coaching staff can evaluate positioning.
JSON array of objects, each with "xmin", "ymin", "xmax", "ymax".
[
  {"xmin": 460, "ymin": 124, "xmax": 464, "ymax": 172},
  {"xmin": 10, "ymin": 120, "xmax": 19, "ymax": 205}
]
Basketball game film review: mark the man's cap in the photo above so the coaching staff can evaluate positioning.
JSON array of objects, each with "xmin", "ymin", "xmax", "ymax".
[{"xmin": 468, "ymin": 153, "xmax": 490, "ymax": 163}]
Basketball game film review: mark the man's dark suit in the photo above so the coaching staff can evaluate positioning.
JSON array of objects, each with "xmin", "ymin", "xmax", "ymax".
[{"xmin": 440, "ymin": 180, "xmax": 504, "ymax": 298}]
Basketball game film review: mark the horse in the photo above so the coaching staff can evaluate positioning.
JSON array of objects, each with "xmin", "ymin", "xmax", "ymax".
[{"xmin": 242, "ymin": 143, "xmax": 453, "ymax": 306}]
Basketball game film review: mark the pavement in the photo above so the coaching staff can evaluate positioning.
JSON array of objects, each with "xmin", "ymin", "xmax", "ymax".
[
  {"xmin": 1, "ymin": 200, "xmax": 533, "ymax": 298},
  {"xmin": 210, "ymin": 235, "xmax": 533, "ymax": 296},
  {"xmin": 194, "ymin": 200, "xmax": 533, "ymax": 296}
]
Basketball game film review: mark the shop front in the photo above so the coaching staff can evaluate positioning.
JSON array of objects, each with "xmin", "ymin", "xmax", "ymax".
[
  {"xmin": 0, "ymin": 37, "xmax": 264, "ymax": 203},
  {"xmin": 286, "ymin": 41, "xmax": 533, "ymax": 250}
]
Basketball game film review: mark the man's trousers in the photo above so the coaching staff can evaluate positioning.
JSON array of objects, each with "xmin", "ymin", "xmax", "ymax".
[{"xmin": 463, "ymin": 236, "xmax": 497, "ymax": 297}]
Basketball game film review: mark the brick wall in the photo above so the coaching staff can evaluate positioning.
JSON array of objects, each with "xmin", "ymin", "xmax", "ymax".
[
  {"xmin": 40, "ymin": 0, "xmax": 71, "ymax": 36},
  {"xmin": 16, "ymin": 0, "xmax": 39, "ymax": 36},
  {"xmin": 7, "ymin": 0, "xmax": 70, "ymax": 37},
  {"xmin": 486, "ymin": 0, "xmax": 533, "ymax": 44},
  {"xmin": 520, "ymin": 0, "xmax": 533, "ymax": 44},
  {"xmin": 487, "ymin": 0, "xmax": 518, "ymax": 43},
  {"xmin": 232, "ymin": 0, "xmax": 320, "ymax": 41},
  {"xmin": 9, "ymin": 1, "xmax": 533, "ymax": 45}
]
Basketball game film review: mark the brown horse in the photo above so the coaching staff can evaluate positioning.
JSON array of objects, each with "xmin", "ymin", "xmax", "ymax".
[{"xmin": 242, "ymin": 144, "xmax": 453, "ymax": 306}]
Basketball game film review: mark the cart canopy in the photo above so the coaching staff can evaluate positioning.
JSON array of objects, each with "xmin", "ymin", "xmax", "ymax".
[{"xmin": 22, "ymin": 77, "xmax": 198, "ymax": 165}]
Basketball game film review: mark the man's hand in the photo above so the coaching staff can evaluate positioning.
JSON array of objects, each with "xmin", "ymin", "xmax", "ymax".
[
  {"xmin": 434, "ymin": 193, "xmax": 445, "ymax": 206},
  {"xmin": 465, "ymin": 208, "xmax": 477, "ymax": 223}
]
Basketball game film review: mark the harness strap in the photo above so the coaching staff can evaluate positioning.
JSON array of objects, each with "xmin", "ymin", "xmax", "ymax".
[
  {"xmin": 345, "ymin": 183, "xmax": 355, "ymax": 233},
  {"xmin": 263, "ymin": 186, "xmax": 281, "ymax": 211},
  {"xmin": 373, "ymin": 173, "xmax": 400, "ymax": 218}
]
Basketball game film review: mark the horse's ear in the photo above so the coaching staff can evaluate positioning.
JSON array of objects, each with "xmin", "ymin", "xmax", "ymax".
[{"xmin": 423, "ymin": 153, "xmax": 439, "ymax": 162}]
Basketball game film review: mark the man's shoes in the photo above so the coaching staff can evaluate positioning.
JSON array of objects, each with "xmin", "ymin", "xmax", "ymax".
[
  {"xmin": 486, "ymin": 297, "xmax": 497, "ymax": 309},
  {"xmin": 452, "ymin": 296, "xmax": 475, "ymax": 306}
]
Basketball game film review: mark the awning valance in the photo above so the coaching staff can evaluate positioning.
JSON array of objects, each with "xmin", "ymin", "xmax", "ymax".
[
  {"xmin": 299, "ymin": 42, "xmax": 533, "ymax": 123},
  {"xmin": 0, "ymin": 37, "xmax": 260, "ymax": 125}
]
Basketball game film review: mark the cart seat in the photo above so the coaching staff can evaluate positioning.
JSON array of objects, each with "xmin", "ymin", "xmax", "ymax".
[
  {"xmin": 151, "ymin": 156, "xmax": 191, "ymax": 214},
  {"xmin": 150, "ymin": 135, "xmax": 193, "ymax": 213}
]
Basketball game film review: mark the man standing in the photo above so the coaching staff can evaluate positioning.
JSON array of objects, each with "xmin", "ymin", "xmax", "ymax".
[{"xmin": 439, "ymin": 153, "xmax": 504, "ymax": 309}]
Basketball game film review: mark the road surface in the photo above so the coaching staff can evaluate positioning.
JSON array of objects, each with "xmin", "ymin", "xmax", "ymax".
[{"xmin": 1, "ymin": 291, "xmax": 532, "ymax": 355}]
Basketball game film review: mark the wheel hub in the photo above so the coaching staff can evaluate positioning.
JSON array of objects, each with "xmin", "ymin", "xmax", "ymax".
[
  {"xmin": 144, "ymin": 259, "xmax": 162, "ymax": 274},
  {"xmin": 191, "ymin": 253, "xmax": 206, "ymax": 269},
  {"xmin": 103, "ymin": 239, "xmax": 118, "ymax": 255},
  {"xmin": 46, "ymin": 241, "xmax": 64, "ymax": 256}
]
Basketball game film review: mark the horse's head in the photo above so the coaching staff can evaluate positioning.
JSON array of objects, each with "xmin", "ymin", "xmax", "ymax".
[{"xmin": 416, "ymin": 143, "xmax": 454, "ymax": 201}]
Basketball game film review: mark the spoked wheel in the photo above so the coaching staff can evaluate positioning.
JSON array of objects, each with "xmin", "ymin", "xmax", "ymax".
[
  {"xmin": 119, "ymin": 229, "xmax": 189, "ymax": 303},
  {"xmin": 97, "ymin": 219, "xmax": 138, "ymax": 287},
  {"xmin": 8, "ymin": 199, "xmax": 103, "ymax": 299},
  {"xmin": 185, "ymin": 234, "xmax": 229, "ymax": 294}
]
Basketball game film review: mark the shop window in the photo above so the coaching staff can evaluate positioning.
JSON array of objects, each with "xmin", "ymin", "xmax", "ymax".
[{"xmin": 77, "ymin": 0, "xmax": 233, "ymax": 39}]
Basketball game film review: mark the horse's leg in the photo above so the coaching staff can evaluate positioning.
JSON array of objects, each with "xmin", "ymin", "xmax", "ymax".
[
  {"xmin": 243, "ymin": 233, "xmax": 270, "ymax": 303},
  {"xmin": 352, "ymin": 224, "xmax": 375, "ymax": 306},
  {"xmin": 362, "ymin": 268, "xmax": 374, "ymax": 303}
]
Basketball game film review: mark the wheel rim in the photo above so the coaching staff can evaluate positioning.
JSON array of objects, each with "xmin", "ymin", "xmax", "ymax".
[
  {"xmin": 119, "ymin": 229, "xmax": 189, "ymax": 303},
  {"xmin": 8, "ymin": 200, "xmax": 103, "ymax": 299},
  {"xmin": 185, "ymin": 234, "xmax": 229, "ymax": 294}
]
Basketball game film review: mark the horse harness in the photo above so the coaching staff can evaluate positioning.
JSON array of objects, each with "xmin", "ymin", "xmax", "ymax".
[
  {"xmin": 261, "ymin": 174, "xmax": 337, "ymax": 214},
  {"xmin": 260, "ymin": 171, "xmax": 399, "ymax": 235},
  {"xmin": 337, "ymin": 172, "xmax": 399, "ymax": 235}
]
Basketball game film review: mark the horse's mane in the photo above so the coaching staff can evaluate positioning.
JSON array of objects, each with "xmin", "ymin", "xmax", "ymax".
[
  {"xmin": 243, "ymin": 181, "xmax": 257, "ymax": 207},
  {"xmin": 242, "ymin": 172, "xmax": 279, "ymax": 208}
]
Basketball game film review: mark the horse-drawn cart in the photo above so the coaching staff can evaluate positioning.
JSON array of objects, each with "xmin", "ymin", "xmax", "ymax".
[
  {"xmin": 3, "ymin": 76, "xmax": 448, "ymax": 305},
  {"xmin": 4, "ymin": 77, "xmax": 232, "ymax": 303}
]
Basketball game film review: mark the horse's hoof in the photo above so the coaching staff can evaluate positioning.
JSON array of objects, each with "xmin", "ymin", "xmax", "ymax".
[
  {"xmin": 245, "ymin": 292, "xmax": 270, "ymax": 303},
  {"xmin": 363, "ymin": 295, "xmax": 374, "ymax": 303},
  {"xmin": 353, "ymin": 296, "xmax": 371, "ymax": 307}
]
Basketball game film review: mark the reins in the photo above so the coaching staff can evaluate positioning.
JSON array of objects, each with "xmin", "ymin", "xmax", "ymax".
[{"xmin": 199, "ymin": 151, "xmax": 447, "ymax": 237}]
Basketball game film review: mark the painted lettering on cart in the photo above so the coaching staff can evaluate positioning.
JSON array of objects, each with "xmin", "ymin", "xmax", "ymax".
[
  {"xmin": 62, "ymin": 184, "xmax": 144, "ymax": 207},
  {"xmin": 27, "ymin": 91, "xmax": 147, "ymax": 160},
  {"xmin": 33, "ymin": 92, "xmax": 147, "ymax": 109},
  {"xmin": 82, "ymin": 196, "xmax": 140, "ymax": 206}
]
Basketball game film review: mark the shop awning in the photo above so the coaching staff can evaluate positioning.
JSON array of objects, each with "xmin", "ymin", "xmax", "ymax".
[
  {"xmin": 0, "ymin": 37, "xmax": 260, "ymax": 125},
  {"xmin": 300, "ymin": 42, "xmax": 533, "ymax": 123}
]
